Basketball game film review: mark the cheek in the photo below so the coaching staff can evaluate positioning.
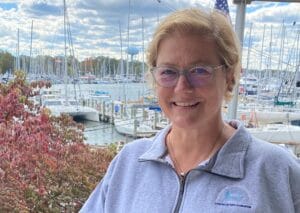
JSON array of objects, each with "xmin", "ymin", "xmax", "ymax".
[
  {"xmin": 204, "ymin": 80, "xmax": 227, "ymax": 104},
  {"xmin": 215, "ymin": 74, "xmax": 227, "ymax": 94},
  {"xmin": 216, "ymin": 84, "xmax": 227, "ymax": 105},
  {"xmin": 156, "ymin": 87, "xmax": 171, "ymax": 105},
  {"xmin": 156, "ymin": 85, "xmax": 166, "ymax": 96}
]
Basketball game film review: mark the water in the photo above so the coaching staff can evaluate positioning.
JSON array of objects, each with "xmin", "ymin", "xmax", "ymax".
[
  {"xmin": 80, "ymin": 120, "xmax": 135, "ymax": 145},
  {"xmin": 52, "ymin": 82, "xmax": 150, "ymax": 102},
  {"xmin": 51, "ymin": 82, "xmax": 153, "ymax": 145}
]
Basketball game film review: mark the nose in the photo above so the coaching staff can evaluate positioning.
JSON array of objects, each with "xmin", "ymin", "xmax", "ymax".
[{"xmin": 174, "ymin": 74, "xmax": 193, "ymax": 92}]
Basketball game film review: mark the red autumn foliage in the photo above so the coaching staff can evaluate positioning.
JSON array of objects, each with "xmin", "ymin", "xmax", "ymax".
[{"xmin": 0, "ymin": 71, "xmax": 116, "ymax": 212}]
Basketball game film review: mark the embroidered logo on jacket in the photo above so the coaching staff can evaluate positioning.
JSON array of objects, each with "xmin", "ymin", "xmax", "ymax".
[{"xmin": 215, "ymin": 186, "xmax": 252, "ymax": 208}]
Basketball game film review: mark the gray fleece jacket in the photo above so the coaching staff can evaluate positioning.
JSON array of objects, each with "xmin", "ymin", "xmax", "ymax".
[{"xmin": 80, "ymin": 120, "xmax": 300, "ymax": 213}]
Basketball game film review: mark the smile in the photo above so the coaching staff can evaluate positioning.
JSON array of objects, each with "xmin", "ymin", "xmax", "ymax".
[{"xmin": 173, "ymin": 101, "xmax": 199, "ymax": 107}]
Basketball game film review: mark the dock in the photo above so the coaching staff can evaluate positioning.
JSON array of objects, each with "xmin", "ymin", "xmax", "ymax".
[{"xmin": 81, "ymin": 98, "xmax": 169, "ymax": 138}]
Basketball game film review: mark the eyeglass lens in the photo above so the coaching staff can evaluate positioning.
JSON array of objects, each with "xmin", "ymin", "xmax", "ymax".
[{"xmin": 153, "ymin": 66, "xmax": 213, "ymax": 87}]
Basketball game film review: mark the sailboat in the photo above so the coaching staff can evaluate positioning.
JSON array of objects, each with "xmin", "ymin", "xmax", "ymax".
[
  {"xmin": 248, "ymin": 123, "xmax": 300, "ymax": 144},
  {"xmin": 43, "ymin": 0, "xmax": 99, "ymax": 122},
  {"xmin": 114, "ymin": 117, "xmax": 159, "ymax": 138},
  {"xmin": 237, "ymin": 107, "xmax": 300, "ymax": 125}
]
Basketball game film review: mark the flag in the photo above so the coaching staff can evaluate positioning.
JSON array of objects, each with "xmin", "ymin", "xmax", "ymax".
[
  {"xmin": 214, "ymin": 0, "xmax": 231, "ymax": 23},
  {"xmin": 214, "ymin": 0, "xmax": 230, "ymax": 15}
]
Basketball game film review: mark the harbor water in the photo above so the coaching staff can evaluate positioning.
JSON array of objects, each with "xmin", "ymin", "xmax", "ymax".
[
  {"xmin": 51, "ymin": 82, "xmax": 153, "ymax": 145},
  {"xmin": 80, "ymin": 120, "xmax": 136, "ymax": 145},
  {"xmin": 51, "ymin": 82, "xmax": 149, "ymax": 102}
]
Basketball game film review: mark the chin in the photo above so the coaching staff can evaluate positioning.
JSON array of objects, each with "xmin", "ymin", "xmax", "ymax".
[{"xmin": 171, "ymin": 118, "xmax": 201, "ymax": 129}]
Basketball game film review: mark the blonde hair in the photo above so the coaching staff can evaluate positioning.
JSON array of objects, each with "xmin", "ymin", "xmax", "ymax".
[{"xmin": 146, "ymin": 8, "xmax": 241, "ymax": 101}]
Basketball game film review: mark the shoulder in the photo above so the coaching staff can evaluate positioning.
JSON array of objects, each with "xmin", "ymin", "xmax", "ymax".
[
  {"xmin": 119, "ymin": 137, "xmax": 154, "ymax": 158},
  {"xmin": 229, "ymin": 120, "xmax": 298, "ymax": 165},
  {"xmin": 249, "ymin": 135, "xmax": 298, "ymax": 165},
  {"xmin": 245, "ymin": 135, "xmax": 300, "ymax": 186},
  {"xmin": 118, "ymin": 125, "xmax": 170, "ymax": 160},
  {"xmin": 102, "ymin": 128, "xmax": 169, "ymax": 186},
  {"xmin": 227, "ymin": 120, "xmax": 299, "ymax": 169}
]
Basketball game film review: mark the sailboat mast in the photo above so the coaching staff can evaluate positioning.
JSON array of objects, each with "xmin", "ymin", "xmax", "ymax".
[
  {"xmin": 277, "ymin": 20, "xmax": 285, "ymax": 72},
  {"xmin": 142, "ymin": 16, "xmax": 145, "ymax": 95},
  {"xmin": 245, "ymin": 23, "xmax": 253, "ymax": 75},
  {"xmin": 29, "ymin": 20, "xmax": 33, "ymax": 75},
  {"xmin": 267, "ymin": 25, "xmax": 273, "ymax": 80},
  {"xmin": 17, "ymin": 28, "xmax": 20, "ymax": 71},
  {"xmin": 126, "ymin": 0, "xmax": 131, "ymax": 78},
  {"xmin": 63, "ymin": 0, "xmax": 68, "ymax": 103},
  {"xmin": 119, "ymin": 20, "xmax": 126, "ymax": 101},
  {"xmin": 276, "ymin": 21, "xmax": 286, "ymax": 99},
  {"xmin": 258, "ymin": 24, "xmax": 266, "ymax": 96},
  {"xmin": 259, "ymin": 24, "xmax": 265, "ymax": 76},
  {"xmin": 119, "ymin": 21, "xmax": 124, "ymax": 77}
]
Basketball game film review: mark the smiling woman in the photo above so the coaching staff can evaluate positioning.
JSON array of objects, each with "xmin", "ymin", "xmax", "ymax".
[{"xmin": 80, "ymin": 7, "xmax": 300, "ymax": 213}]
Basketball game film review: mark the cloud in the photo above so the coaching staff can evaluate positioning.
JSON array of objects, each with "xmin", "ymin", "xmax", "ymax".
[
  {"xmin": 246, "ymin": 2, "xmax": 300, "ymax": 24},
  {"xmin": 0, "ymin": 0, "xmax": 299, "ymax": 66},
  {"xmin": 19, "ymin": 0, "xmax": 62, "ymax": 17}
]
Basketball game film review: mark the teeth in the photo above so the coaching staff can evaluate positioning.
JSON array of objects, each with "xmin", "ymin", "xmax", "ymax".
[{"xmin": 175, "ymin": 102, "xmax": 198, "ymax": 107}]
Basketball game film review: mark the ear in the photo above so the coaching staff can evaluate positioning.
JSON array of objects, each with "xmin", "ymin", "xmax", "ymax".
[{"xmin": 225, "ymin": 68, "xmax": 235, "ymax": 92}]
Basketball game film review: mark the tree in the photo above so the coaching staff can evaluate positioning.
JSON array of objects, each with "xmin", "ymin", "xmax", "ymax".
[
  {"xmin": 0, "ymin": 71, "xmax": 116, "ymax": 212},
  {"xmin": 0, "ymin": 51, "xmax": 14, "ymax": 74}
]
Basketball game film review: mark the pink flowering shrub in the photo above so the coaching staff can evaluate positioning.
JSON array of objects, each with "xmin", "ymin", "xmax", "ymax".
[{"xmin": 0, "ymin": 71, "xmax": 115, "ymax": 212}]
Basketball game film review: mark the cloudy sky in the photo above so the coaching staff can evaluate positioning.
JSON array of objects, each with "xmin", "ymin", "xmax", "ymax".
[{"xmin": 0, "ymin": 0, "xmax": 299, "ymax": 70}]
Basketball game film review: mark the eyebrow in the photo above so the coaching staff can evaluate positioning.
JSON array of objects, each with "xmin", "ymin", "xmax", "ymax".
[
  {"xmin": 157, "ymin": 61, "xmax": 214, "ymax": 69},
  {"xmin": 158, "ymin": 58, "xmax": 215, "ymax": 67}
]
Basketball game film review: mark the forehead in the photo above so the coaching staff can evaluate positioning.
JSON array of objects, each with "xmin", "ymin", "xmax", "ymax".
[{"xmin": 156, "ymin": 33, "xmax": 220, "ymax": 67}]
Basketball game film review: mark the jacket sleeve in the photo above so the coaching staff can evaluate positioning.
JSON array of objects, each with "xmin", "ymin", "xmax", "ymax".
[
  {"xmin": 79, "ymin": 155, "xmax": 118, "ymax": 213},
  {"xmin": 79, "ymin": 179, "xmax": 106, "ymax": 212},
  {"xmin": 291, "ymin": 157, "xmax": 300, "ymax": 212}
]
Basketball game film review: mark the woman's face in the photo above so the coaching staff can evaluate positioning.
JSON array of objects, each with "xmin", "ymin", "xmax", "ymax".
[{"xmin": 155, "ymin": 33, "xmax": 227, "ymax": 129}]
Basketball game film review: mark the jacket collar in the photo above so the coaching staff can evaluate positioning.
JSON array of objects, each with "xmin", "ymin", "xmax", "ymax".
[
  {"xmin": 139, "ymin": 120, "xmax": 251, "ymax": 179},
  {"xmin": 139, "ymin": 125, "xmax": 171, "ymax": 162},
  {"xmin": 204, "ymin": 120, "xmax": 251, "ymax": 179}
]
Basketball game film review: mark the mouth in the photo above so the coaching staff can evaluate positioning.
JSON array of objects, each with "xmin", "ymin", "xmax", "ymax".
[{"xmin": 173, "ymin": 101, "xmax": 200, "ymax": 107}]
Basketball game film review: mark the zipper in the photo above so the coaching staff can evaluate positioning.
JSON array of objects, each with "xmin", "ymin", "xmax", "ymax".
[
  {"xmin": 173, "ymin": 173, "xmax": 187, "ymax": 213},
  {"xmin": 140, "ymin": 159, "xmax": 188, "ymax": 212}
]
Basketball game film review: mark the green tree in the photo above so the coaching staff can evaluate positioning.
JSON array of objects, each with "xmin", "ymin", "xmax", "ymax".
[{"xmin": 0, "ymin": 51, "xmax": 14, "ymax": 74}]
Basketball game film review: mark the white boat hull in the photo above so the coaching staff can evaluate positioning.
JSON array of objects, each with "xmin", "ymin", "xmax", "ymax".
[
  {"xmin": 238, "ymin": 110, "xmax": 300, "ymax": 124},
  {"xmin": 248, "ymin": 124, "xmax": 300, "ymax": 144},
  {"xmin": 47, "ymin": 105, "xmax": 99, "ymax": 122},
  {"xmin": 114, "ymin": 118, "xmax": 158, "ymax": 138}
]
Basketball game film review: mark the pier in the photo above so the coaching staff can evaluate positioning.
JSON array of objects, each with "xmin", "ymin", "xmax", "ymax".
[{"xmin": 81, "ymin": 98, "xmax": 169, "ymax": 138}]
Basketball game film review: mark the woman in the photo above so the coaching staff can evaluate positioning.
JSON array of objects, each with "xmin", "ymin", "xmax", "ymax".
[{"xmin": 81, "ymin": 8, "xmax": 300, "ymax": 213}]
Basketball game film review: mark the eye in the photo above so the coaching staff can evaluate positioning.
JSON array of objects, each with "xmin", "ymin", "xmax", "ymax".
[
  {"xmin": 190, "ymin": 66, "xmax": 212, "ymax": 76},
  {"xmin": 158, "ymin": 67, "xmax": 177, "ymax": 76}
]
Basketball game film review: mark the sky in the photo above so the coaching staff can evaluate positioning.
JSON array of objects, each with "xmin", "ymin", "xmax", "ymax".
[{"xmin": 0, "ymin": 0, "xmax": 299, "ymax": 70}]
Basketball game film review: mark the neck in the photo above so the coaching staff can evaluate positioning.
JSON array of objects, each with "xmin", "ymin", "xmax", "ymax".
[
  {"xmin": 166, "ymin": 121, "xmax": 229, "ymax": 175},
  {"xmin": 171, "ymin": 120, "xmax": 225, "ymax": 151}
]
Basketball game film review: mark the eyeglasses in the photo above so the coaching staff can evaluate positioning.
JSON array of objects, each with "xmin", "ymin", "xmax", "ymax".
[{"xmin": 150, "ymin": 64, "xmax": 224, "ymax": 88}]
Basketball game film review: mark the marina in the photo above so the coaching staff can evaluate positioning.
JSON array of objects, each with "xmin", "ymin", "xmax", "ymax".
[
  {"xmin": 40, "ymin": 81, "xmax": 300, "ymax": 157},
  {"xmin": 0, "ymin": 0, "xmax": 299, "ymax": 154},
  {"xmin": 48, "ymin": 82, "xmax": 166, "ymax": 144},
  {"xmin": 81, "ymin": 120, "xmax": 132, "ymax": 145},
  {"xmin": 1, "ymin": 1, "xmax": 300, "ymax": 211}
]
